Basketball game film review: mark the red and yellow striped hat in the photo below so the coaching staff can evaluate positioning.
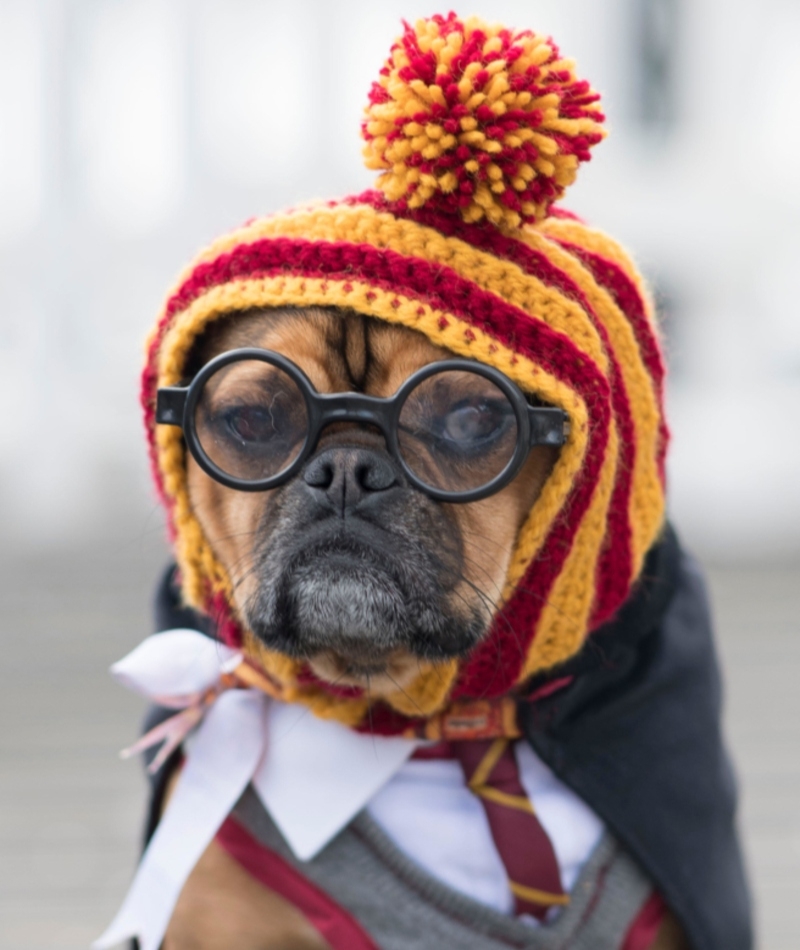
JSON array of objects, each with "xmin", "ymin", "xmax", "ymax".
[{"xmin": 142, "ymin": 14, "xmax": 668, "ymax": 731}]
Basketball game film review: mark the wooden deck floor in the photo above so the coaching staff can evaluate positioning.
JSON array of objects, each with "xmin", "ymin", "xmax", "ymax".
[{"xmin": 1, "ymin": 535, "xmax": 797, "ymax": 949}]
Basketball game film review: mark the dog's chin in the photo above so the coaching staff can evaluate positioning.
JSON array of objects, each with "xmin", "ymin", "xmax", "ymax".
[{"xmin": 307, "ymin": 649, "xmax": 421, "ymax": 694}]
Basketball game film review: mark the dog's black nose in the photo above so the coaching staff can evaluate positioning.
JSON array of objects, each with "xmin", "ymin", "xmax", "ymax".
[{"xmin": 302, "ymin": 447, "xmax": 398, "ymax": 513}]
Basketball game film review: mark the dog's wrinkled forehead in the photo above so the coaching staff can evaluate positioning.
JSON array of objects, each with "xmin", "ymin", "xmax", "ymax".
[{"xmin": 185, "ymin": 306, "xmax": 450, "ymax": 398}]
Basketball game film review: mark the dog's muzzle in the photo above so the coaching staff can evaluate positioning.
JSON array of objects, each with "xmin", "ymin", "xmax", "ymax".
[{"xmin": 243, "ymin": 442, "xmax": 486, "ymax": 670}]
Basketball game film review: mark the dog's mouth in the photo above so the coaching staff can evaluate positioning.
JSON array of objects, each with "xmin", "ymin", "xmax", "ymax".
[
  {"xmin": 286, "ymin": 541, "xmax": 436, "ymax": 689},
  {"xmin": 307, "ymin": 647, "xmax": 422, "ymax": 692},
  {"xmin": 243, "ymin": 516, "xmax": 486, "ymax": 682}
]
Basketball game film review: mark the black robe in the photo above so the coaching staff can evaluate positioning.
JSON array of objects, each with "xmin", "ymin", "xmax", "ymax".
[{"xmin": 141, "ymin": 525, "xmax": 753, "ymax": 950}]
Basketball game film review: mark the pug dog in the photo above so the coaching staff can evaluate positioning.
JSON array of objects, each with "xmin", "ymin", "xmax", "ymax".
[{"xmin": 155, "ymin": 305, "xmax": 687, "ymax": 950}]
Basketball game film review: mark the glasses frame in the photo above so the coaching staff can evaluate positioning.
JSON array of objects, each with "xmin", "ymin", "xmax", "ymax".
[{"xmin": 156, "ymin": 347, "xmax": 568, "ymax": 503}]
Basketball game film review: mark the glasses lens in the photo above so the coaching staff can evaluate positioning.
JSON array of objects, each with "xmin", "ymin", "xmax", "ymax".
[
  {"xmin": 397, "ymin": 369, "xmax": 519, "ymax": 494},
  {"xmin": 194, "ymin": 359, "xmax": 309, "ymax": 482}
]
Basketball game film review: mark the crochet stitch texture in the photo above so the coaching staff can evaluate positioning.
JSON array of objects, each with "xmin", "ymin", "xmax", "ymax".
[{"xmin": 142, "ymin": 14, "xmax": 668, "ymax": 732}]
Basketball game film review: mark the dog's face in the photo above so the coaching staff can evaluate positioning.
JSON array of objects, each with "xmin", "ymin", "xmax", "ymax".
[{"xmin": 186, "ymin": 308, "xmax": 557, "ymax": 697}]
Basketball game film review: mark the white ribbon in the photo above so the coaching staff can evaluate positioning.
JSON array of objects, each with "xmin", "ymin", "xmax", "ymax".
[
  {"xmin": 109, "ymin": 628, "xmax": 242, "ymax": 702},
  {"xmin": 93, "ymin": 630, "xmax": 418, "ymax": 950}
]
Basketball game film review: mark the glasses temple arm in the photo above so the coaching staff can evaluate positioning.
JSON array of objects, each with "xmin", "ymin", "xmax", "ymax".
[
  {"xmin": 527, "ymin": 407, "xmax": 569, "ymax": 447},
  {"xmin": 156, "ymin": 387, "xmax": 189, "ymax": 427}
]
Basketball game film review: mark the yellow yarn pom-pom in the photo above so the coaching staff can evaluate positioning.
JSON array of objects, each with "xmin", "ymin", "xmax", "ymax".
[{"xmin": 362, "ymin": 13, "xmax": 606, "ymax": 231}]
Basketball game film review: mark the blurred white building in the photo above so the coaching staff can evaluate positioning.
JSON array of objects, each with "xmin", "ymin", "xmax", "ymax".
[{"xmin": 0, "ymin": 0, "xmax": 798, "ymax": 558}]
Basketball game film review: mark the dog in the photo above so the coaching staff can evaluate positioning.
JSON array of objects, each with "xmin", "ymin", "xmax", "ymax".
[{"xmin": 156, "ymin": 305, "xmax": 687, "ymax": 950}]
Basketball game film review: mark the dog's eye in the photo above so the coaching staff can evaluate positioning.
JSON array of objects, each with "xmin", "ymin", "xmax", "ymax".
[
  {"xmin": 195, "ymin": 361, "xmax": 310, "ymax": 481},
  {"xmin": 397, "ymin": 371, "xmax": 519, "ymax": 493},
  {"xmin": 223, "ymin": 404, "xmax": 285, "ymax": 444},
  {"xmin": 440, "ymin": 399, "xmax": 513, "ymax": 450}
]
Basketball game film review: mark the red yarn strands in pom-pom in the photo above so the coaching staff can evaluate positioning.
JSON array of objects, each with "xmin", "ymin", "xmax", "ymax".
[{"xmin": 361, "ymin": 13, "xmax": 606, "ymax": 231}]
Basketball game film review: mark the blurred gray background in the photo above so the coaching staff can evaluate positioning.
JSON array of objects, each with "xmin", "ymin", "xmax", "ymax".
[{"xmin": 0, "ymin": 0, "xmax": 798, "ymax": 947}]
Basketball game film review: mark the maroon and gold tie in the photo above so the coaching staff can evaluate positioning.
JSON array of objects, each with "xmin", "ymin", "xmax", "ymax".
[{"xmin": 415, "ymin": 738, "xmax": 569, "ymax": 920}]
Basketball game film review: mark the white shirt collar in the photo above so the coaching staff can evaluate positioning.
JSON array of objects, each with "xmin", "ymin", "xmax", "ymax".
[
  {"xmin": 255, "ymin": 700, "xmax": 419, "ymax": 859},
  {"xmin": 96, "ymin": 628, "xmax": 419, "ymax": 950}
]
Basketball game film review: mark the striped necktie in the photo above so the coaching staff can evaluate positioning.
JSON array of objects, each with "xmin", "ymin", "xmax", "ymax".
[{"xmin": 416, "ymin": 738, "xmax": 568, "ymax": 920}]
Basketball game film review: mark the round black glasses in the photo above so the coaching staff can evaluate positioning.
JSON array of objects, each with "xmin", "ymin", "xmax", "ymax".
[{"xmin": 156, "ymin": 348, "xmax": 568, "ymax": 503}]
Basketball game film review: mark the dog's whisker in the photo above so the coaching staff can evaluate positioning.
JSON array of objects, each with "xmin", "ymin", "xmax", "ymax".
[
  {"xmin": 452, "ymin": 537, "xmax": 589, "ymax": 634},
  {"xmin": 204, "ymin": 527, "xmax": 261, "ymax": 549},
  {"xmin": 383, "ymin": 670, "xmax": 425, "ymax": 716}
]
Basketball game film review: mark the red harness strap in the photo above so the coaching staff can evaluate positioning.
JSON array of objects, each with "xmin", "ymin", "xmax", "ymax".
[
  {"xmin": 216, "ymin": 817, "xmax": 379, "ymax": 950},
  {"xmin": 621, "ymin": 892, "xmax": 667, "ymax": 950},
  {"xmin": 218, "ymin": 810, "xmax": 666, "ymax": 950}
]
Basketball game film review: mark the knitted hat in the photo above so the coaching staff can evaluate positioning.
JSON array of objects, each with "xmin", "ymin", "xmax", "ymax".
[{"xmin": 142, "ymin": 14, "xmax": 668, "ymax": 731}]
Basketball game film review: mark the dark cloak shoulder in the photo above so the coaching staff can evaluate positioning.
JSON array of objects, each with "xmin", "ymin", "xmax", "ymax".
[{"xmin": 519, "ymin": 526, "xmax": 753, "ymax": 950}]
